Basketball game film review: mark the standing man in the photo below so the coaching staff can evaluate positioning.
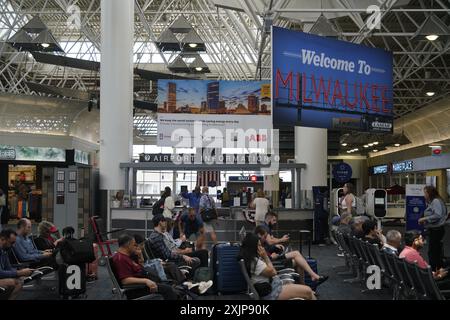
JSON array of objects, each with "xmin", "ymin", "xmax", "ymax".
[
  {"xmin": 181, "ymin": 186, "xmax": 202, "ymax": 214},
  {"xmin": 199, "ymin": 187, "xmax": 218, "ymax": 246}
]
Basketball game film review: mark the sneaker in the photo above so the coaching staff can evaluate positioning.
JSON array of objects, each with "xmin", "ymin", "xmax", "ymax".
[
  {"xmin": 183, "ymin": 282, "xmax": 199, "ymax": 290},
  {"xmin": 198, "ymin": 280, "xmax": 213, "ymax": 295}
]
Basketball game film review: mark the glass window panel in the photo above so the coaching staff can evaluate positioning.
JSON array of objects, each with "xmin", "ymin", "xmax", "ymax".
[
  {"xmin": 136, "ymin": 170, "xmax": 144, "ymax": 182},
  {"xmin": 144, "ymin": 171, "xmax": 160, "ymax": 181},
  {"xmin": 137, "ymin": 183, "xmax": 144, "ymax": 195}
]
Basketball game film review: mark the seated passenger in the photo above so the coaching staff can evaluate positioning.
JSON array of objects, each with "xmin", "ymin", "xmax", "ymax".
[
  {"xmin": 255, "ymin": 226, "xmax": 328, "ymax": 286},
  {"xmin": 0, "ymin": 229, "xmax": 34, "ymax": 300},
  {"xmin": 337, "ymin": 213, "xmax": 352, "ymax": 236},
  {"xmin": 350, "ymin": 216, "xmax": 367, "ymax": 239},
  {"xmin": 178, "ymin": 208, "xmax": 206, "ymax": 250},
  {"xmin": 239, "ymin": 233, "xmax": 316, "ymax": 300},
  {"xmin": 14, "ymin": 219, "xmax": 54, "ymax": 268},
  {"xmin": 164, "ymin": 219, "xmax": 209, "ymax": 268},
  {"xmin": 148, "ymin": 215, "xmax": 201, "ymax": 272},
  {"xmin": 260, "ymin": 211, "xmax": 289, "ymax": 247},
  {"xmin": 362, "ymin": 220, "xmax": 385, "ymax": 249},
  {"xmin": 34, "ymin": 221, "xmax": 64, "ymax": 251},
  {"xmin": 112, "ymin": 234, "xmax": 178, "ymax": 300},
  {"xmin": 400, "ymin": 230, "xmax": 448, "ymax": 282},
  {"xmin": 383, "ymin": 230, "xmax": 402, "ymax": 256}
]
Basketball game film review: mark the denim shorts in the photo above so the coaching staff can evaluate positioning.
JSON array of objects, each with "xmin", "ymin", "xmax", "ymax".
[{"xmin": 262, "ymin": 276, "xmax": 283, "ymax": 300}]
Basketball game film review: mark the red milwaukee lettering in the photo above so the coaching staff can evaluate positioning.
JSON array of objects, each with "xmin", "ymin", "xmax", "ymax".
[
  {"xmin": 371, "ymin": 84, "xmax": 380, "ymax": 112},
  {"xmin": 331, "ymin": 79, "xmax": 344, "ymax": 107},
  {"xmin": 359, "ymin": 82, "xmax": 370, "ymax": 112},
  {"xmin": 345, "ymin": 80, "xmax": 358, "ymax": 109},
  {"xmin": 381, "ymin": 86, "xmax": 390, "ymax": 114},
  {"xmin": 275, "ymin": 69, "xmax": 293, "ymax": 101},
  {"xmin": 302, "ymin": 72, "xmax": 312, "ymax": 104}
]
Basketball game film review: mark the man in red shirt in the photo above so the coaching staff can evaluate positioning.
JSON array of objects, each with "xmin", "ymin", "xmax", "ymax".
[
  {"xmin": 400, "ymin": 230, "xmax": 448, "ymax": 280},
  {"xmin": 112, "ymin": 234, "xmax": 178, "ymax": 300}
]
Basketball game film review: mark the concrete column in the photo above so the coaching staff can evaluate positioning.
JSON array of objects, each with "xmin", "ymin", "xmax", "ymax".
[
  {"xmin": 295, "ymin": 126, "xmax": 327, "ymax": 209},
  {"xmin": 99, "ymin": 0, "xmax": 134, "ymax": 190}
]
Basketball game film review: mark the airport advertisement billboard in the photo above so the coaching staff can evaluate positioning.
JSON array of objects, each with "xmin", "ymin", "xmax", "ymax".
[
  {"xmin": 272, "ymin": 26, "xmax": 393, "ymax": 132},
  {"xmin": 157, "ymin": 80, "xmax": 272, "ymax": 147}
]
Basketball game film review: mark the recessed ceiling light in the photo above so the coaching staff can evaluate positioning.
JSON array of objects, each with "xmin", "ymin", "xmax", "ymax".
[
  {"xmin": 373, "ymin": 142, "xmax": 379, "ymax": 145},
  {"xmin": 426, "ymin": 34, "xmax": 439, "ymax": 41},
  {"xmin": 363, "ymin": 145, "xmax": 369, "ymax": 148},
  {"xmin": 373, "ymin": 149, "xmax": 378, "ymax": 152},
  {"xmin": 394, "ymin": 143, "xmax": 400, "ymax": 147},
  {"xmin": 341, "ymin": 143, "xmax": 347, "ymax": 146},
  {"xmin": 368, "ymin": 143, "xmax": 373, "ymax": 146},
  {"xmin": 426, "ymin": 91, "xmax": 436, "ymax": 97},
  {"xmin": 41, "ymin": 43, "xmax": 50, "ymax": 48},
  {"xmin": 195, "ymin": 67, "xmax": 203, "ymax": 71},
  {"xmin": 188, "ymin": 43, "xmax": 198, "ymax": 48},
  {"xmin": 354, "ymin": 148, "xmax": 359, "ymax": 151}
]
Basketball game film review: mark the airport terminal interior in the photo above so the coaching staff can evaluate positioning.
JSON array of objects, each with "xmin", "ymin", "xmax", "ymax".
[{"xmin": 0, "ymin": 0, "xmax": 450, "ymax": 302}]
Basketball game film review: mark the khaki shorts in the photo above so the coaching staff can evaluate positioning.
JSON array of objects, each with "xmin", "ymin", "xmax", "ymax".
[{"xmin": 203, "ymin": 220, "xmax": 217, "ymax": 233}]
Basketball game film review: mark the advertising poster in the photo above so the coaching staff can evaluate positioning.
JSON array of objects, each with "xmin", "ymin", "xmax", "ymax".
[
  {"xmin": 272, "ymin": 26, "xmax": 393, "ymax": 132},
  {"xmin": 0, "ymin": 145, "xmax": 66, "ymax": 162},
  {"xmin": 157, "ymin": 80, "xmax": 272, "ymax": 147},
  {"xmin": 405, "ymin": 184, "xmax": 426, "ymax": 232}
]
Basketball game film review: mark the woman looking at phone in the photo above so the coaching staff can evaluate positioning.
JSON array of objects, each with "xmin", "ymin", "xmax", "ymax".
[{"xmin": 239, "ymin": 233, "xmax": 316, "ymax": 300}]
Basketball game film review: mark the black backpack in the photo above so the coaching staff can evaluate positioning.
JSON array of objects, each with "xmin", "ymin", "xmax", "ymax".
[
  {"xmin": 59, "ymin": 238, "xmax": 95, "ymax": 265},
  {"xmin": 152, "ymin": 197, "xmax": 165, "ymax": 216}
]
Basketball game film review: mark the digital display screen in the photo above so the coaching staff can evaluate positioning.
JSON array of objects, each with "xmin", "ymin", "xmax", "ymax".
[
  {"xmin": 372, "ymin": 165, "xmax": 388, "ymax": 175},
  {"xmin": 375, "ymin": 198, "xmax": 385, "ymax": 205},
  {"xmin": 392, "ymin": 161, "xmax": 413, "ymax": 173}
]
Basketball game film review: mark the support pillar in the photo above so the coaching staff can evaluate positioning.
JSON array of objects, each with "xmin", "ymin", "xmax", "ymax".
[
  {"xmin": 99, "ymin": 0, "xmax": 134, "ymax": 191},
  {"xmin": 295, "ymin": 126, "xmax": 327, "ymax": 209}
]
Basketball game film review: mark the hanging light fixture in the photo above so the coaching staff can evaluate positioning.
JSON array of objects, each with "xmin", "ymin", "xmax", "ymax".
[{"xmin": 412, "ymin": 13, "xmax": 450, "ymax": 42}]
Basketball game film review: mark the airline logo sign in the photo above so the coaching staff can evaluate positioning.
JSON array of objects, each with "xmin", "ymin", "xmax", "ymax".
[{"xmin": 272, "ymin": 26, "xmax": 393, "ymax": 132}]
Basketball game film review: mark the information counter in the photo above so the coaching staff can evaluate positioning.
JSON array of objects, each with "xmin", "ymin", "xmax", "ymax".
[{"xmin": 110, "ymin": 206, "xmax": 314, "ymax": 243}]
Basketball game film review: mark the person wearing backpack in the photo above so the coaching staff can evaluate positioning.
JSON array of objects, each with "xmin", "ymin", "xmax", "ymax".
[
  {"xmin": 152, "ymin": 188, "xmax": 168, "ymax": 217},
  {"xmin": 199, "ymin": 187, "xmax": 218, "ymax": 247},
  {"xmin": 340, "ymin": 183, "xmax": 357, "ymax": 216}
]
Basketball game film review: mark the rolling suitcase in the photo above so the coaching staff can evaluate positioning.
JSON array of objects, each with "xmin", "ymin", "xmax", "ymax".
[
  {"xmin": 299, "ymin": 230, "xmax": 319, "ymax": 291},
  {"xmin": 212, "ymin": 242, "xmax": 246, "ymax": 294}
]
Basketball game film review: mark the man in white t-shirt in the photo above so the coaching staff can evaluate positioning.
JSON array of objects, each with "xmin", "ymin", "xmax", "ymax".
[{"xmin": 251, "ymin": 189, "xmax": 270, "ymax": 226}]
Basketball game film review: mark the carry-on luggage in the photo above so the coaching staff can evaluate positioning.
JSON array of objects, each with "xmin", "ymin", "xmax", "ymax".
[
  {"xmin": 212, "ymin": 242, "xmax": 246, "ymax": 294},
  {"xmin": 58, "ymin": 263, "xmax": 87, "ymax": 299},
  {"xmin": 59, "ymin": 238, "xmax": 96, "ymax": 265},
  {"xmin": 299, "ymin": 230, "xmax": 319, "ymax": 291}
]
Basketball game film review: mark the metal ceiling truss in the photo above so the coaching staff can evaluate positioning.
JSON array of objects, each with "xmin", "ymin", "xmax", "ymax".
[{"xmin": 0, "ymin": 0, "xmax": 448, "ymax": 125}]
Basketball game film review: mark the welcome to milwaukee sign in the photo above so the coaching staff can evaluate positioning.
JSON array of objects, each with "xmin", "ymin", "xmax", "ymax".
[{"xmin": 272, "ymin": 26, "xmax": 393, "ymax": 132}]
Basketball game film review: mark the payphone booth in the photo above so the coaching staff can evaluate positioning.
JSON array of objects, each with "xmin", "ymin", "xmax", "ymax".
[
  {"xmin": 365, "ymin": 188, "xmax": 387, "ymax": 229},
  {"xmin": 330, "ymin": 188, "xmax": 344, "ymax": 217}
]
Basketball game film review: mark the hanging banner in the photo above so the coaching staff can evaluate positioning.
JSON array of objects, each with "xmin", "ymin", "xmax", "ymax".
[
  {"xmin": 272, "ymin": 26, "xmax": 393, "ymax": 132},
  {"xmin": 405, "ymin": 184, "xmax": 426, "ymax": 232},
  {"xmin": 157, "ymin": 80, "xmax": 272, "ymax": 147}
]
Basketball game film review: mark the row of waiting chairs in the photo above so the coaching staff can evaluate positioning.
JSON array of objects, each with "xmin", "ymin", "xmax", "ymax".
[{"xmin": 333, "ymin": 230, "xmax": 450, "ymax": 300}]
